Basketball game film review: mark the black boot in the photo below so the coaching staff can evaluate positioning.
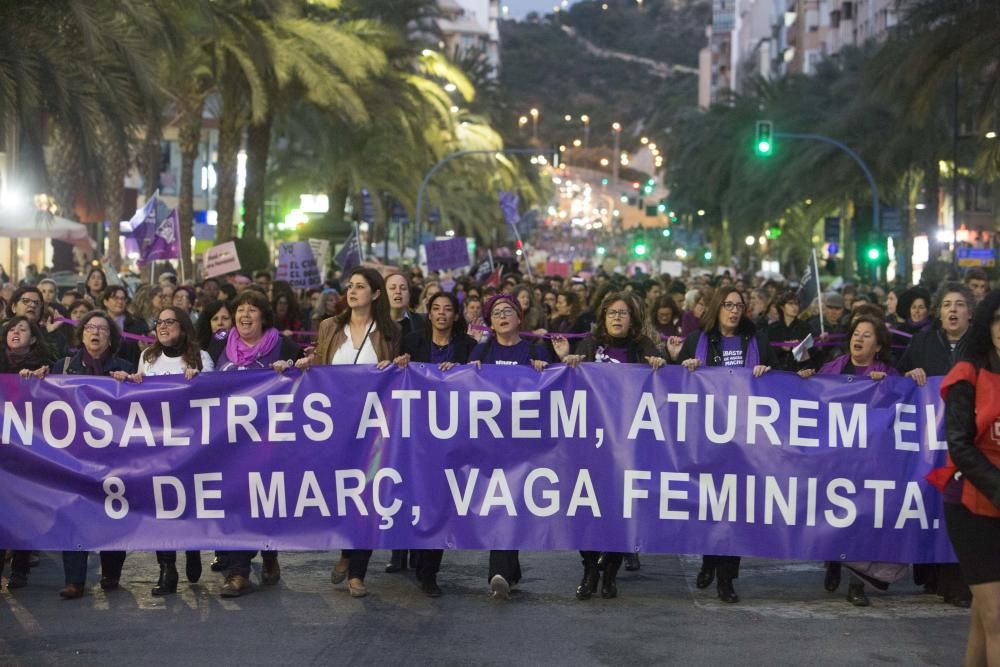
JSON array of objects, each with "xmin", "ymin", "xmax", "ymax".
[
  {"xmin": 386, "ymin": 550, "xmax": 407, "ymax": 573},
  {"xmin": 624, "ymin": 553, "xmax": 640, "ymax": 571},
  {"xmin": 717, "ymin": 577, "xmax": 739, "ymax": 603},
  {"xmin": 601, "ymin": 560, "xmax": 620, "ymax": 599},
  {"xmin": 210, "ymin": 552, "xmax": 229, "ymax": 573},
  {"xmin": 696, "ymin": 566, "xmax": 715, "ymax": 589},
  {"xmin": 824, "ymin": 562, "xmax": 842, "ymax": 592},
  {"xmin": 152, "ymin": 563, "xmax": 179, "ymax": 596},
  {"xmin": 576, "ymin": 563, "xmax": 600, "ymax": 600},
  {"xmin": 847, "ymin": 582, "xmax": 870, "ymax": 606},
  {"xmin": 185, "ymin": 552, "xmax": 202, "ymax": 583}
]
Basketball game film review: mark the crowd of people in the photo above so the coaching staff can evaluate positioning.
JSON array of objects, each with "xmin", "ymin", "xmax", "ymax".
[{"xmin": 1, "ymin": 258, "xmax": 998, "ymax": 664}]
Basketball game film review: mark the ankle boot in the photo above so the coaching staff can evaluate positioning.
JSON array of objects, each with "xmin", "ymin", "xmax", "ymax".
[
  {"xmin": 185, "ymin": 551, "xmax": 202, "ymax": 583},
  {"xmin": 152, "ymin": 563, "xmax": 179, "ymax": 596},
  {"xmin": 717, "ymin": 577, "xmax": 739, "ymax": 603},
  {"xmin": 601, "ymin": 560, "xmax": 620, "ymax": 599},
  {"xmin": 576, "ymin": 563, "xmax": 600, "ymax": 600},
  {"xmin": 624, "ymin": 553, "xmax": 641, "ymax": 571}
]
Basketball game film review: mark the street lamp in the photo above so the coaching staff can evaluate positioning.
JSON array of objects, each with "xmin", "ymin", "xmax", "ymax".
[
  {"xmin": 529, "ymin": 108, "xmax": 539, "ymax": 139},
  {"xmin": 581, "ymin": 114, "xmax": 590, "ymax": 148},
  {"xmin": 564, "ymin": 114, "xmax": 572, "ymax": 122},
  {"xmin": 611, "ymin": 121, "xmax": 622, "ymax": 187},
  {"xmin": 745, "ymin": 235, "xmax": 755, "ymax": 246},
  {"xmin": 518, "ymin": 115, "xmax": 528, "ymax": 136}
]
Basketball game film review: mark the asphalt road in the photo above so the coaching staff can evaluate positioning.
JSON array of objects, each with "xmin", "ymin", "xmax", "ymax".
[{"xmin": 0, "ymin": 550, "xmax": 968, "ymax": 666}]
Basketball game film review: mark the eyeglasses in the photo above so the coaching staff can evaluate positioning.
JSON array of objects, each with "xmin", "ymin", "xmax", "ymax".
[
  {"xmin": 19, "ymin": 297, "xmax": 40, "ymax": 306},
  {"xmin": 492, "ymin": 308, "xmax": 517, "ymax": 318},
  {"xmin": 606, "ymin": 309, "xmax": 630, "ymax": 319},
  {"xmin": 721, "ymin": 302, "xmax": 746, "ymax": 312},
  {"xmin": 155, "ymin": 318, "xmax": 179, "ymax": 328},
  {"xmin": 83, "ymin": 324, "xmax": 110, "ymax": 334}
]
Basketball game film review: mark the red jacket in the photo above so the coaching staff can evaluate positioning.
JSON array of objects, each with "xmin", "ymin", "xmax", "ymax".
[{"xmin": 929, "ymin": 361, "xmax": 1000, "ymax": 518}]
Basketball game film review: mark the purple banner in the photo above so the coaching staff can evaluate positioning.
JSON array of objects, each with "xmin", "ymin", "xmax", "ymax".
[
  {"xmin": 424, "ymin": 237, "xmax": 470, "ymax": 272},
  {"xmin": 0, "ymin": 365, "xmax": 953, "ymax": 562}
]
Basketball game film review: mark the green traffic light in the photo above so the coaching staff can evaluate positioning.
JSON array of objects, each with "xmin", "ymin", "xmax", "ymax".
[
  {"xmin": 703, "ymin": 251, "xmax": 713, "ymax": 261},
  {"xmin": 633, "ymin": 243, "xmax": 648, "ymax": 257},
  {"xmin": 757, "ymin": 140, "xmax": 772, "ymax": 154},
  {"xmin": 657, "ymin": 203, "xmax": 666, "ymax": 213},
  {"xmin": 867, "ymin": 247, "xmax": 880, "ymax": 261},
  {"xmin": 661, "ymin": 228, "xmax": 670, "ymax": 237},
  {"xmin": 596, "ymin": 245, "xmax": 607, "ymax": 255}
]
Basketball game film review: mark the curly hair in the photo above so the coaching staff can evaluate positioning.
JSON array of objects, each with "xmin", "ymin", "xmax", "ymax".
[{"xmin": 593, "ymin": 291, "xmax": 644, "ymax": 344}]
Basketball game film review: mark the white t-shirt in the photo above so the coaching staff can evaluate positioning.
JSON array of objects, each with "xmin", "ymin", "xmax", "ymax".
[
  {"xmin": 330, "ymin": 322, "xmax": 378, "ymax": 365},
  {"xmin": 139, "ymin": 350, "xmax": 216, "ymax": 376}
]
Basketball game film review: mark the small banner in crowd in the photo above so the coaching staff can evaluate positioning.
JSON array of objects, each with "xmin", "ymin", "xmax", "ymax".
[
  {"xmin": 203, "ymin": 241, "xmax": 241, "ymax": 278},
  {"xmin": 308, "ymin": 239, "xmax": 331, "ymax": 283},
  {"xmin": 0, "ymin": 365, "xmax": 955, "ymax": 562},
  {"xmin": 275, "ymin": 242, "xmax": 321, "ymax": 289},
  {"xmin": 424, "ymin": 237, "xmax": 470, "ymax": 272}
]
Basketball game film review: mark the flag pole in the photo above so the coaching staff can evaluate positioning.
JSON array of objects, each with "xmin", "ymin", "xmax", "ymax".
[
  {"xmin": 355, "ymin": 222, "xmax": 365, "ymax": 262},
  {"xmin": 813, "ymin": 248, "xmax": 825, "ymax": 337}
]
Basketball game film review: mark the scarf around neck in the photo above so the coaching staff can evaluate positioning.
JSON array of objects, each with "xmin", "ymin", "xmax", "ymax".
[{"xmin": 225, "ymin": 327, "xmax": 280, "ymax": 368}]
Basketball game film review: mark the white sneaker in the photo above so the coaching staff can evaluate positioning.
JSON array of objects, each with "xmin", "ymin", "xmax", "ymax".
[{"xmin": 489, "ymin": 574, "xmax": 509, "ymax": 600}]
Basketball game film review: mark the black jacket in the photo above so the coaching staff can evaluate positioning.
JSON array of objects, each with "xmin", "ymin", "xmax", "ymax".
[
  {"xmin": 677, "ymin": 328, "xmax": 778, "ymax": 368},
  {"xmin": 945, "ymin": 376, "xmax": 1000, "ymax": 509},
  {"xmin": 575, "ymin": 335, "xmax": 659, "ymax": 363},
  {"xmin": 397, "ymin": 312, "xmax": 427, "ymax": 339},
  {"xmin": 896, "ymin": 326, "xmax": 968, "ymax": 377},
  {"xmin": 54, "ymin": 351, "xmax": 135, "ymax": 376},
  {"xmin": 402, "ymin": 330, "xmax": 477, "ymax": 364},
  {"xmin": 767, "ymin": 317, "xmax": 812, "ymax": 372}
]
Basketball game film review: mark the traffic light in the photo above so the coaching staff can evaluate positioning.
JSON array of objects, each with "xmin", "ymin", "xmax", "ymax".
[
  {"xmin": 601, "ymin": 178, "xmax": 609, "ymax": 186},
  {"xmin": 866, "ymin": 246, "xmax": 881, "ymax": 261},
  {"xmin": 755, "ymin": 121, "xmax": 774, "ymax": 156},
  {"xmin": 632, "ymin": 241, "xmax": 648, "ymax": 257},
  {"xmin": 661, "ymin": 228, "xmax": 671, "ymax": 238},
  {"xmin": 703, "ymin": 250, "xmax": 713, "ymax": 261}
]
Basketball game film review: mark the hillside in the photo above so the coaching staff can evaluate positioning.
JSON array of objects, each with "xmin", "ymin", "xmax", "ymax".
[{"xmin": 499, "ymin": 0, "xmax": 709, "ymax": 153}]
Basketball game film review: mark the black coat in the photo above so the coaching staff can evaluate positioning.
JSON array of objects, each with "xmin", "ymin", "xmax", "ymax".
[
  {"xmin": 402, "ymin": 330, "xmax": 477, "ymax": 364},
  {"xmin": 896, "ymin": 326, "xmax": 968, "ymax": 377},
  {"xmin": 767, "ymin": 317, "xmax": 812, "ymax": 372},
  {"xmin": 397, "ymin": 312, "xmax": 427, "ymax": 339}
]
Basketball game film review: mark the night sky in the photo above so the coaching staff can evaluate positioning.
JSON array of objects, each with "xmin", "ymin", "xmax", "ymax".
[{"xmin": 503, "ymin": 0, "xmax": 580, "ymax": 20}]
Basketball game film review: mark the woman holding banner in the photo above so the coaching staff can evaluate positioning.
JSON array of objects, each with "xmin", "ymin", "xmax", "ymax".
[
  {"xmin": 0, "ymin": 316, "xmax": 53, "ymax": 590},
  {"xmin": 42, "ymin": 311, "xmax": 135, "ymax": 599},
  {"xmin": 122, "ymin": 307, "xmax": 214, "ymax": 596},
  {"xmin": 799, "ymin": 314, "xmax": 899, "ymax": 606},
  {"xmin": 469, "ymin": 293, "xmax": 552, "ymax": 600},
  {"xmin": 559, "ymin": 292, "xmax": 666, "ymax": 601},
  {"xmin": 210, "ymin": 289, "xmax": 302, "ymax": 598},
  {"xmin": 670, "ymin": 286, "xmax": 776, "ymax": 604},
  {"xmin": 391, "ymin": 291, "xmax": 477, "ymax": 597},
  {"xmin": 932, "ymin": 288, "xmax": 1000, "ymax": 666},
  {"xmin": 897, "ymin": 282, "xmax": 974, "ymax": 607},
  {"xmin": 295, "ymin": 266, "xmax": 399, "ymax": 598}
]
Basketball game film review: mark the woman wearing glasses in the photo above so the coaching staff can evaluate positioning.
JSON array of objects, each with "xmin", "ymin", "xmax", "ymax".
[
  {"xmin": 670, "ymin": 286, "xmax": 776, "ymax": 603},
  {"xmin": 42, "ymin": 311, "xmax": 135, "ymax": 599},
  {"xmin": 557, "ymin": 292, "xmax": 666, "ymax": 601},
  {"xmin": 295, "ymin": 267, "xmax": 399, "ymax": 598},
  {"xmin": 469, "ymin": 293, "xmax": 552, "ymax": 600},
  {"xmin": 121, "ymin": 308, "xmax": 214, "ymax": 596}
]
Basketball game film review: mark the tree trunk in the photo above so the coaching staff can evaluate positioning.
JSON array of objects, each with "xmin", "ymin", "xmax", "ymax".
[
  {"xmin": 143, "ymin": 122, "xmax": 162, "ymax": 197},
  {"xmin": 103, "ymin": 144, "xmax": 126, "ymax": 270},
  {"xmin": 244, "ymin": 111, "xmax": 273, "ymax": 240},
  {"xmin": 215, "ymin": 73, "xmax": 244, "ymax": 243},
  {"xmin": 177, "ymin": 99, "xmax": 204, "ymax": 282},
  {"xmin": 719, "ymin": 206, "xmax": 732, "ymax": 268}
]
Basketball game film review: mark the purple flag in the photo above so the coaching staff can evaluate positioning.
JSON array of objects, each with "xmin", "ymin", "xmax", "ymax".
[
  {"xmin": 499, "ymin": 191, "xmax": 520, "ymax": 226},
  {"xmin": 128, "ymin": 196, "xmax": 179, "ymax": 266},
  {"xmin": 335, "ymin": 227, "xmax": 362, "ymax": 273}
]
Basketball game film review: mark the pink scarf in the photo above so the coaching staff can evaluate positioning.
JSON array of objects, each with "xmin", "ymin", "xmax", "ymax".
[{"xmin": 225, "ymin": 327, "xmax": 280, "ymax": 368}]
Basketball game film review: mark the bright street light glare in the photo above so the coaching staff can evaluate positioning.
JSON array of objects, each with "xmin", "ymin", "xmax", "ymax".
[{"xmin": 757, "ymin": 140, "xmax": 771, "ymax": 153}]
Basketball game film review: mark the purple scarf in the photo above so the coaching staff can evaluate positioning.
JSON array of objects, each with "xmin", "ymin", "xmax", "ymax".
[
  {"xmin": 225, "ymin": 327, "xmax": 280, "ymax": 368},
  {"xmin": 694, "ymin": 332, "xmax": 760, "ymax": 368},
  {"xmin": 819, "ymin": 354, "xmax": 896, "ymax": 376}
]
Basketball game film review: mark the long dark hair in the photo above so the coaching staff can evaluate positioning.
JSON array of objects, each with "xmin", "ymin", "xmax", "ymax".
[
  {"xmin": 964, "ymin": 288, "xmax": 1000, "ymax": 368},
  {"xmin": 652, "ymin": 294, "xmax": 681, "ymax": 324},
  {"xmin": 196, "ymin": 300, "xmax": 232, "ymax": 350},
  {"xmin": 422, "ymin": 291, "xmax": 468, "ymax": 341},
  {"xmin": 272, "ymin": 289, "xmax": 302, "ymax": 328},
  {"xmin": 593, "ymin": 291, "xmax": 644, "ymax": 345},
  {"xmin": 335, "ymin": 267, "xmax": 398, "ymax": 349},
  {"xmin": 143, "ymin": 307, "xmax": 203, "ymax": 370},
  {"xmin": 702, "ymin": 286, "xmax": 756, "ymax": 335}
]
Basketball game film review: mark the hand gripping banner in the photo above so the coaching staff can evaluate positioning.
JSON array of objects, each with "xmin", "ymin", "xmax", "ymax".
[{"xmin": 0, "ymin": 365, "xmax": 954, "ymax": 562}]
